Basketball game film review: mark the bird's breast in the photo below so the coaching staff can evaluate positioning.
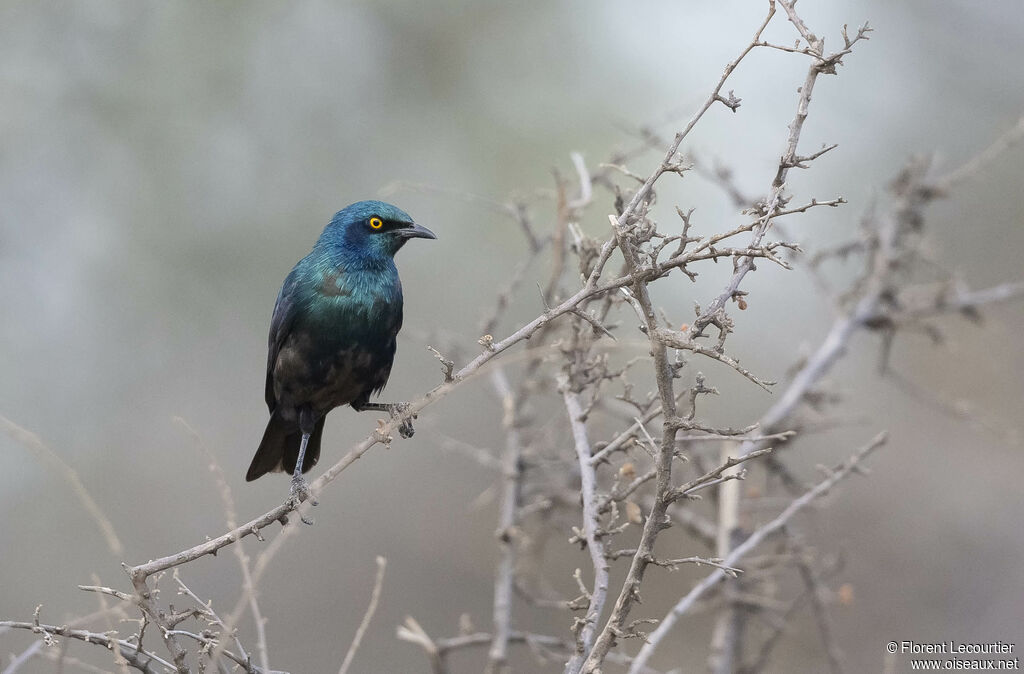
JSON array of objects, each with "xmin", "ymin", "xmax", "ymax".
[
  {"xmin": 272, "ymin": 267, "xmax": 403, "ymax": 414},
  {"xmin": 310, "ymin": 276, "xmax": 403, "ymax": 337}
]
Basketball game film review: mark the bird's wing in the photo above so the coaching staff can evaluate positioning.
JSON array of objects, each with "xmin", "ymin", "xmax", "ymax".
[{"xmin": 265, "ymin": 267, "xmax": 302, "ymax": 411}]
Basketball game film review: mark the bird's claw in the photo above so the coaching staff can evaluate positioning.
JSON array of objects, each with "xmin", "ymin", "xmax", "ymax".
[
  {"xmin": 288, "ymin": 475, "xmax": 318, "ymax": 525},
  {"xmin": 388, "ymin": 402, "xmax": 416, "ymax": 438},
  {"xmin": 289, "ymin": 474, "xmax": 312, "ymax": 501}
]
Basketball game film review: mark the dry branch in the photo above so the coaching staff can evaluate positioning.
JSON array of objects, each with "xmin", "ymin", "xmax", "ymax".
[{"xmin": 628, "ymin": 433, "xmax": 887, "ymax": 673}]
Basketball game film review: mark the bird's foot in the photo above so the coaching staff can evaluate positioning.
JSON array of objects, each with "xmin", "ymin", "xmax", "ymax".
[
  {"xmin": 388, "ymin": 402, "xmax": 416, "ymax": 438},
  {"xmin": 288, "ymin": 474, "xmax": 318, "ymax": 525}
]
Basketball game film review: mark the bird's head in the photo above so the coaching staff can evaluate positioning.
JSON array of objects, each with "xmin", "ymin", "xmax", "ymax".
[{"xmin": 318, "ymin": 200, "xmax": 436, "ymax": 261}]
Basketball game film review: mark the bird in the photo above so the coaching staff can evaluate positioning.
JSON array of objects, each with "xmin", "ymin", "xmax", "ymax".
[{"xmin": 246, "ymin": 200, "xmax": 436, "ymax": 501}]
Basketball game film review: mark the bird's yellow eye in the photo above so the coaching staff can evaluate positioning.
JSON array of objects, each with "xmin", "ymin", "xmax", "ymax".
[{"xmin": 369, "ymin": 217, "xmax": 384, "ymax": 230}]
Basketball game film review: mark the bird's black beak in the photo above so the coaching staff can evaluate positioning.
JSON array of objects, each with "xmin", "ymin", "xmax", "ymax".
[{"xmin": 398, "ymin": 223, "xmax": 437, "ymax": 240}]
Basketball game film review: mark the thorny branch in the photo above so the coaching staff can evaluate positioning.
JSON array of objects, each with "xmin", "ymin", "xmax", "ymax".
[
  {"xmin": 561, "ymin": 388, "xmax": 609, "ymax": 674},
  {"xmin": 628, "ymin": 433, "xmax": 888, "ymax": 674},
  {"xmin": 487, "ymin": 369, "xmax": 525, "ymax": 674},
  {"xmin": 3, "ymin": 2, "xmax": 1023, "ymax": 673}
]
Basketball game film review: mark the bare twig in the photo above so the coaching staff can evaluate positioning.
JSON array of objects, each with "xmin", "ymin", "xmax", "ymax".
[
  {"xmin": 794, "ymin": 545, "xmax": 844, "ymax": 673},
  {"xmin": 1, "ymin": 416, "xmax": 124, "ymax": 558},
  {"xmin": 176, "ymin": 417, "xmax": 268, "ymax": 673},
  {"xmin": 486, "ymin": 368, "xmax": 524, "ymax": 673},
  {"xmin": 628, "ymin": 432, "xmax": 887, "ymax": 673},
  {"xmin": 0, "ymin": 620, "xmax": 175, "ymax": 674},
  {"xmin": 561, "ymin": 388, "xmax": 610, "ymax": 674},
  {"xmin": 935, "ymin": 115, "xmax": 1024, "ymax": 190},
  {"xmin": 670, "ymin": 448, "xmax": 773, "ymax": 501},
  {"xmin": 338, "ymin": 556, "xmax": 387, "ymax": 674},
  {"xmin": 172, "ymin": 571, "xmax": 253, "ymax": 673}
]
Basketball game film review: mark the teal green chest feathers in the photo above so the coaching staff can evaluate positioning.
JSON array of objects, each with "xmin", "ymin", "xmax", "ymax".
[
  {"xmin": 317, "ymin": 270, "xmax": 355, "ymax": 300},
  {"xmin": 308, "ymin": 268, "xmax": 403, "ymax": 335}
]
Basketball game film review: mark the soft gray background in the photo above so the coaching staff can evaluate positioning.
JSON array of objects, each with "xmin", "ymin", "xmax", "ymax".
[{"xmin": 1, "ymin": 1, "xmax": 1022, "ymax": 672}]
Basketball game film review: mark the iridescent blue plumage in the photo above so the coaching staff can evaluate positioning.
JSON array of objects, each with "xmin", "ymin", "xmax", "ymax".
[{"xmin": 246, "ymin": 200, "xmax": 435, "ymax": 486}]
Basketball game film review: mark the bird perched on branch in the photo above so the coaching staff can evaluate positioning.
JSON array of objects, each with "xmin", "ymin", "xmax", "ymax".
[{"xmin": 246, "ymin": 200, "xmax": 436, "ymax": 501}]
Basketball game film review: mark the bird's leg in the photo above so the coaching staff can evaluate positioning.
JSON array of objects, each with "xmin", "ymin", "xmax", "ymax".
[
  {"xmin": 289, "ymin": 408, "xmax": 319, "ymax": 520},
  {"xmin": 290, "ymin": 433, "xmax": 312, "ymax": 498},
  {"xmin": 354, "ymin": 401, "xmax": 416, "ymax": 438}
]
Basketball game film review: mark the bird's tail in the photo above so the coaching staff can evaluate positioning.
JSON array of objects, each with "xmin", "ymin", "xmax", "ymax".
[{"xmin": 246, "ymin": 411, "xmax": 325, "ymax": 482}]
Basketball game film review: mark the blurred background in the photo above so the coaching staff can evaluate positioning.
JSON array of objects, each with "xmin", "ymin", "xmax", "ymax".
[{"xmin": 1, "ymin": 1, "xmax": 1022, "ymax": 672}]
